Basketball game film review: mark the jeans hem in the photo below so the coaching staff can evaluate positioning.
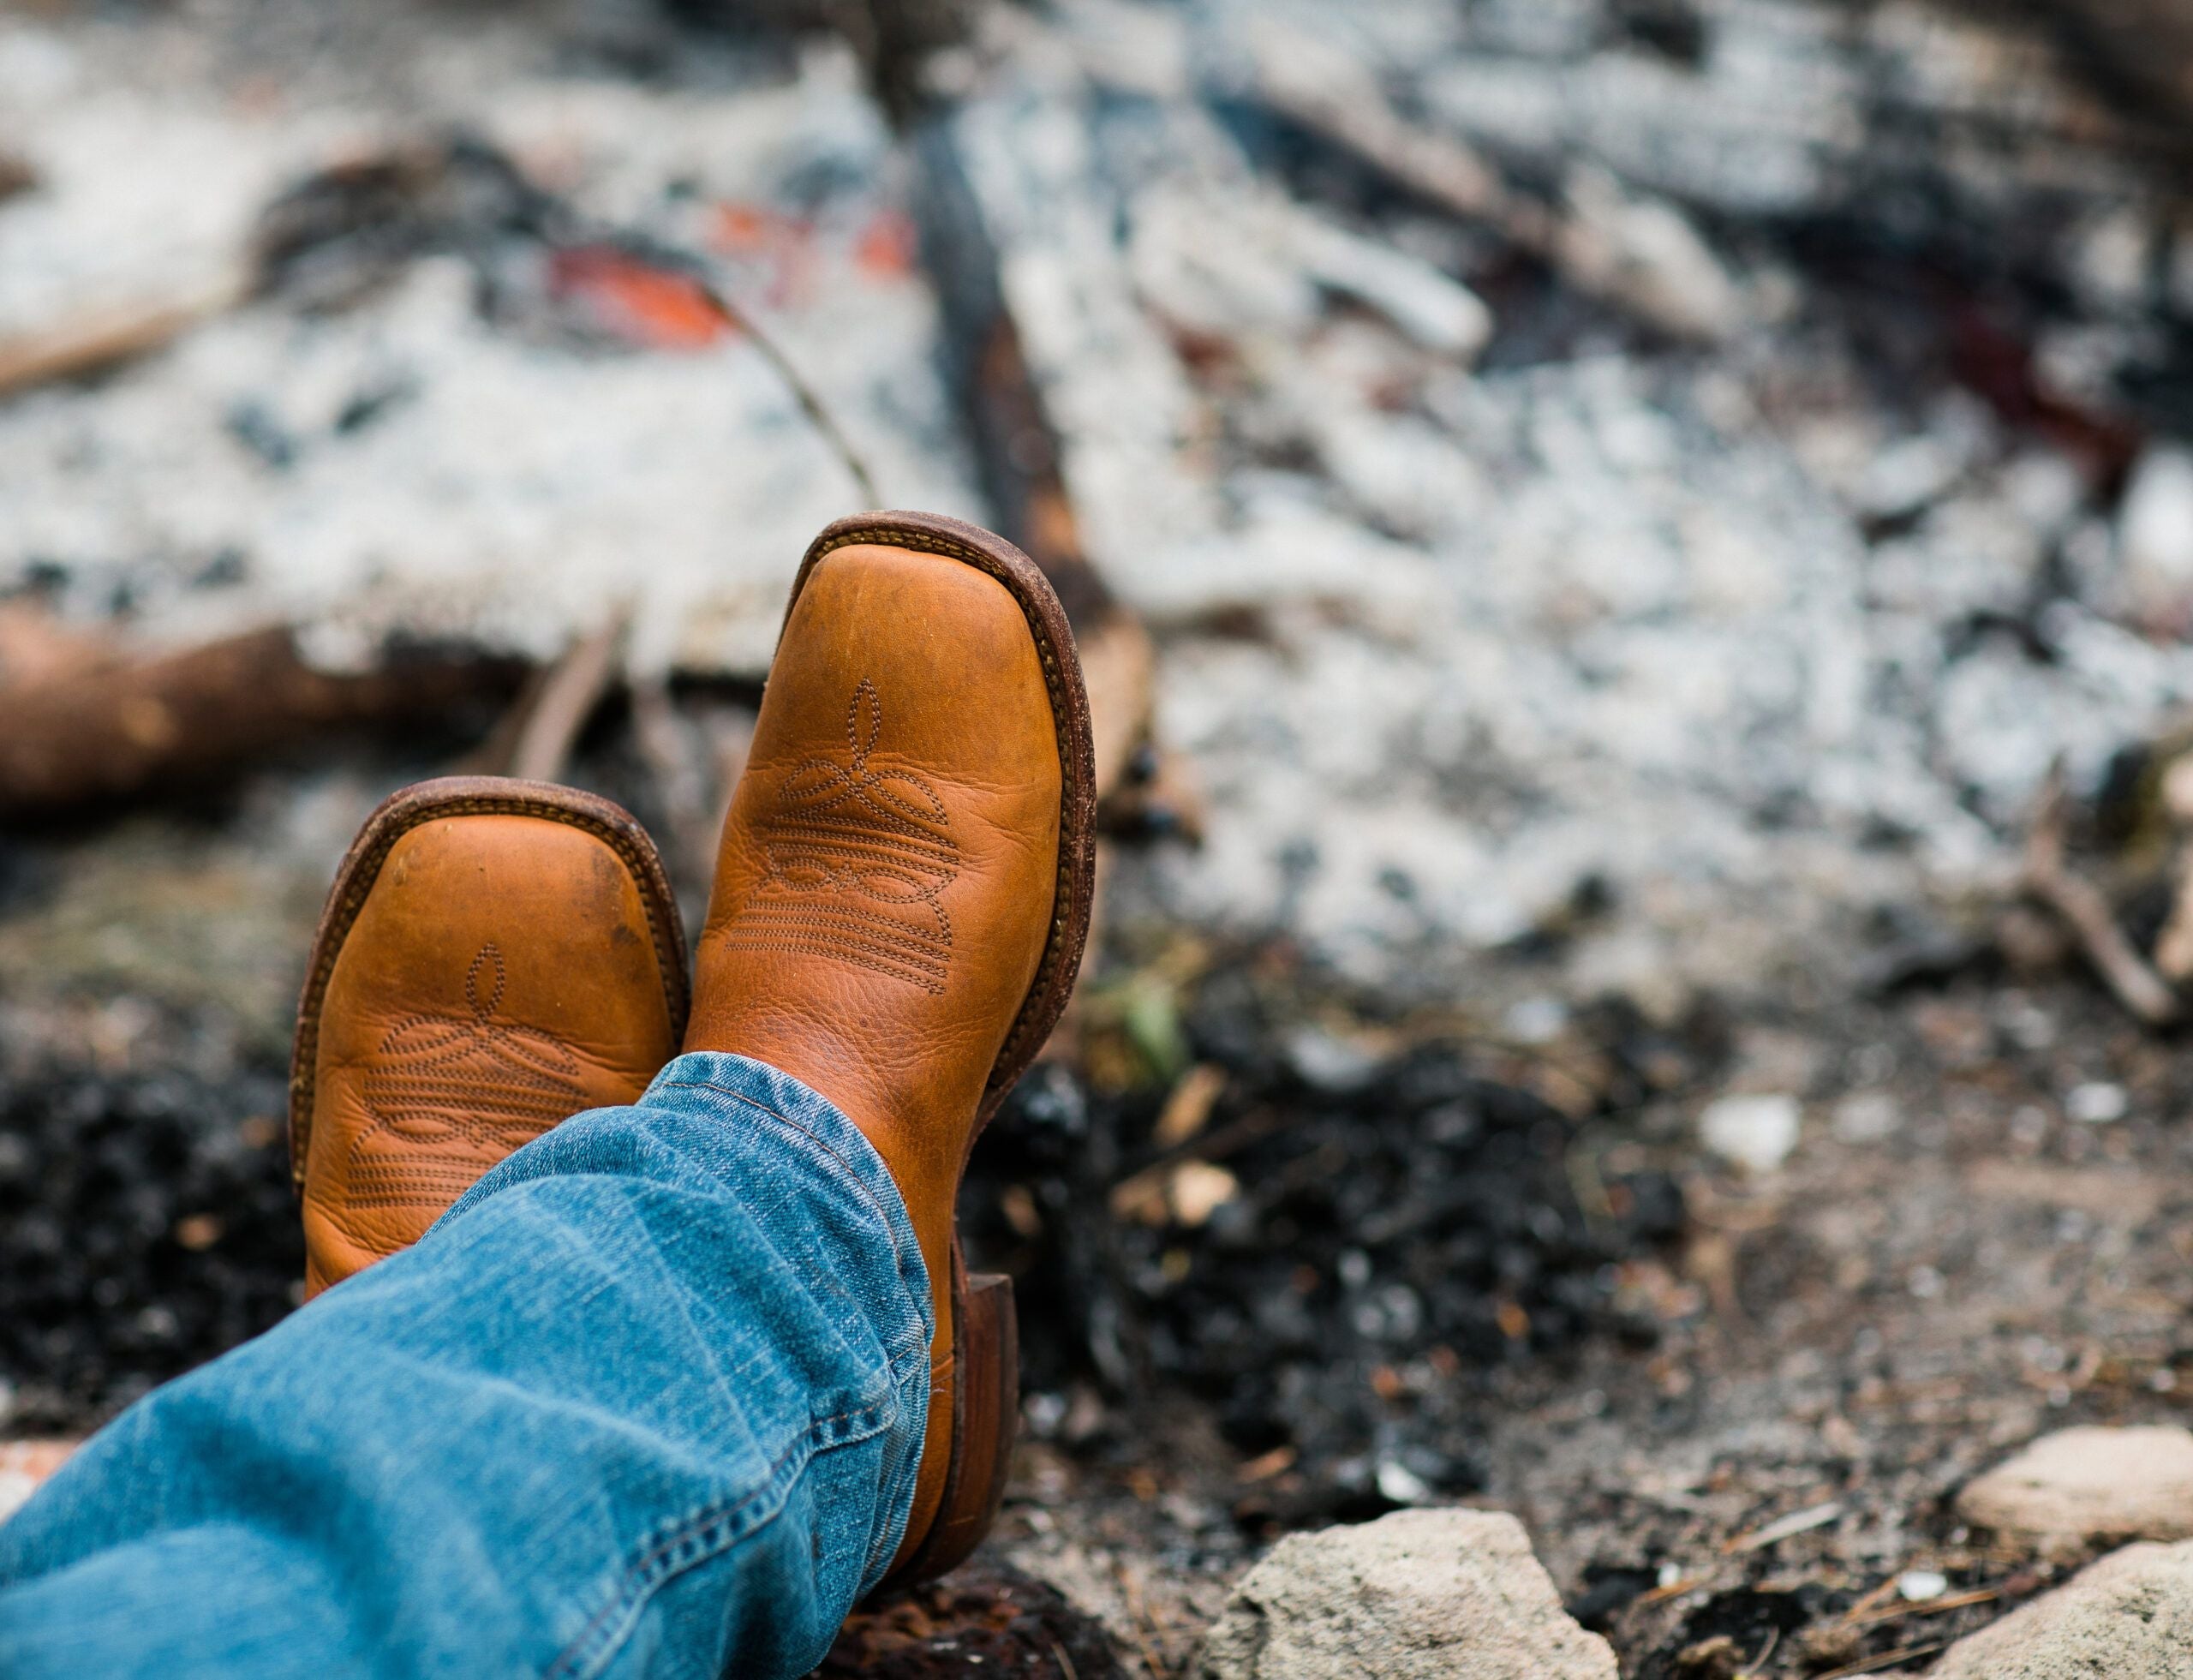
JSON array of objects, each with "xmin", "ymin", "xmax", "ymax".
[
  {"xmin": 545, "ymin": 1394, "xmax": 902, "ymax": 1680},
  {"xmin": 646, "ymin": 1057, "xmax": 931, "ymax": 1350}
]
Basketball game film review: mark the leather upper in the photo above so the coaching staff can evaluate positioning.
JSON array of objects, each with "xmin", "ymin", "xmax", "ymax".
[
  {"xmin": 685, "ymin": 541, "xmax": 1065, "ymax": 1554},
  {"xmin": 302, "ymin": 812, "xmax": 679, "ymax": 1295}
]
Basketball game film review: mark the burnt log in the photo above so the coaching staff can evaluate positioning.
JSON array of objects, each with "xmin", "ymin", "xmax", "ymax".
[{"xmin": 0, "ymin": 626, "xmax": 522, "ymax": 821}]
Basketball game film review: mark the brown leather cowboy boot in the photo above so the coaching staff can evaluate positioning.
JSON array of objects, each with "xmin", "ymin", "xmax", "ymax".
[
  {"xmin": 686, "ymin": 511, "xmax": 1096, "ymax": 1589},
  {"xmin": 290, "ymin": 776, "xmax": 689, "ymax": 1296}
]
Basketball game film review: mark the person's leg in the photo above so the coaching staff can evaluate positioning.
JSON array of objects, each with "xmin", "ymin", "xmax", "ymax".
[
  {"xmin": 0, "ymin": 1052, "xmax": 929, "ymax": 1680},
  {"xmin": 0, "ymin": 510, "xmax": 1092, "ymax": 1677}
]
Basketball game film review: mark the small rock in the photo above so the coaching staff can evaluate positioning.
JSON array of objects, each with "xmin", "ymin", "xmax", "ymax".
[
  {"xmin": 1958, "ymin": 1426, "xmax": 2193, "ymax": 1556},
  {"xmin": 1503, "ymin": 995, "xmax": 1569, "ymax": 1046},
  {"xmin": 1698, "ymin": 1092, "xmax": 1801, "ymax": 1174},
  {"xmin": 2119, "ymin": 445, "xmax": 2193, "ymax": 626},
  {"xmin": 1897, "ymin": 1569, "xmax": 1949, "ymax": 1602},
  {"xmin": 1374, "ymin": 1459, "xmax": 1433, "ymax": 1506},
  {"xmin": 2064, "ymin": 1081, "xmax": 2128, "ymax": 1125},
  {"xmin": 1169, "ymin": 1160, "xmax": 1242, "ymax": 1228},
  {"xmin": 1284, "ymin": 1026, "xmax": 1381, "ymax": 1093},
  {"xmin": 1193, "ymin": 1509, "xmax": 1618, "ymax": 1679},
  {"xmin": 2069, "ymin": 206, "xmax": 2154, "ymax": 314},
  {"xmin": 1927, "ymin": 1540, "xmax": 2193, "ymax": 1678}
]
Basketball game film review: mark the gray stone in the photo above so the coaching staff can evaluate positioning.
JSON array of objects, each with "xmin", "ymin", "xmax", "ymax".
[
  {"xmin": 1699, "ymin": 1093, "xmax": 1802, "ymax": 1175},
  {"xmin": 1959, "ymin": 1426, "xmax": 2193, "ymax": 1557},
  {"xmin": 1193, "ymin": 1509, "xmax": 1617, "ymax": 1680},
  {"xmin": 1927, "ymin": 1541, "xmax": 2193, "ymax": 1678},
  {"xmin": 2121, "ymin": 445, "xmax": 2193, "ymax": 627}
]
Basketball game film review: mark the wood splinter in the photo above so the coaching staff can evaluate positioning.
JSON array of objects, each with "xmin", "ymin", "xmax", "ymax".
[{"xmin": 2020, "ymin": 759, "xmax": 2181, "ymax": 1026}]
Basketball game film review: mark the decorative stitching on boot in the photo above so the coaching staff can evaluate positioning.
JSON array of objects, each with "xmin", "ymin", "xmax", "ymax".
[
  {"xmin": 721, "ymin": 679, "xmax": 959, "ymax": 994},
  {"xmin": 338, "ymin": 942, "xmax": 586, "ymax": 1216},
  {"xmin": 796, "ymin": 518, "xmax": 1091, "ymax": 1104}
]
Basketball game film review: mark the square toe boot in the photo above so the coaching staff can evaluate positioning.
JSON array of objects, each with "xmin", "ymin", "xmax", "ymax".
[
  {"xmin": 291, "ymin": 777, "xmax": 689, "ymax": 1295},
  {"xmin": 684, "ymin": 511, "xmax": 1096, "ymax": 1590}
]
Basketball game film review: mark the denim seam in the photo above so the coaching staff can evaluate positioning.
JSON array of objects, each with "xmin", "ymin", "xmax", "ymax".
[
  {"xmin": 857, "ymin": 1359, "xmax": 937, "ymax": 1590},
  {"xmin": 542, "ymin": 1396, "xmax": 898, "ymax": 1680}
]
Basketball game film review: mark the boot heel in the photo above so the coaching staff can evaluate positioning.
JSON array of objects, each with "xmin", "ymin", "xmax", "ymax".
[
  {"xmin": 876, "ymin": 1270, "xmax": 1018, "ymax": 1593},
  {"xmin": 926, "ymin": 1270, "xmax": 1018, "ymax": 1575}
]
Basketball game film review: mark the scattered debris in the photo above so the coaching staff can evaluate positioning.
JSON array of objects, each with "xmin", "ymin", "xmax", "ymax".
[
  {"xmin": 1228, "ymin": 18, "xmax": 1740, "ymax": 343},
  {"xmin": 975, "ymin": 1012, "xmax": 1687, "ymax": 1522},
  {"xmin": 0, "ymin": 1054, "xmax": 298, "ymax": 1430},
  {"xmin": 1192, "ymin": 1509, "xmax": 1617, "ymax": 1680},
  {"xmin": 814, "ymin": 1560, "xmax": 1126, "ymax": 1678}
]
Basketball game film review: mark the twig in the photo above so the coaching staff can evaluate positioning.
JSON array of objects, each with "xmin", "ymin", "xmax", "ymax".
[
  {"xmin": 1835, "ymin": 1577, "xmax": 1904, "ymax": 1626},
  {"xmin": 1111, "ymin": 1557, "xmax": 1168, "ymax": 1680},
  {"xmin": 2022, "ymin": 758, "xmax": 2181, "ymax": 1025},
  {"xmin": 0, "ymin": 264, "xmax": 252, "ymax": 399},
  {"xmin": 1049, "ymin": 1636, "xmax": 1080, "ymax": 1680},
  {"xmin": 1636, "ymin": 1572, "xmax": 1712, "ymax": 1606},
  {"xmin": 1848, "ymin": 1585, "xmax": 2002, "ymax": 1628},
  {"xmin": 1723, "ymin": 1500, "xmax": 1843, "ymax": 1553},
  {"xmin": 627, "ymin": 676, "xmax": 719, "ymax": 895},
  {"xmin": 696, "ymin": 268, "xmax": 881, "ymax": 508},
  {"xmin": 1815, "ymin": 1641, "xmax": 1945, "ymax": 1679},
  {"xmin": 505, "ymin": 607, "xmax": 630, "ymax": 784},
  {"xmin": 1107, "ymin": 1108, "xmax": 1283, "ymax": 1203}
]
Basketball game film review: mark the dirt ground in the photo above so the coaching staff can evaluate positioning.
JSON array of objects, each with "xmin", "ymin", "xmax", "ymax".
[
  {"xmin": 935, "ymin": 966, "xmax": 2187, "ymax": 1677},
  {"xmin": 7, "ymin": 757, "xmax": 2187, "ymax": 1676}
]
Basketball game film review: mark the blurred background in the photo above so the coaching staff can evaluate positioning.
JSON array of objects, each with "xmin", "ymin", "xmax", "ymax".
[{"xmin": 5, "ymin": 0, "xmax": 2193, "ymax": 1671}]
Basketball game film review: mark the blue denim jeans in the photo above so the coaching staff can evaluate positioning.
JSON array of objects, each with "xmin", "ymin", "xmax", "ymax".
[{"xmin": 0, "ymin": 1052, "xmax": 933, "ymax": 1679}]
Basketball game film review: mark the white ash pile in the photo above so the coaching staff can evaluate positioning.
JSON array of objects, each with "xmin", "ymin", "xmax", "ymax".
[
  {"xmin": 923, "ymin": 0, "xmax": 2193, "ymax": 1011},
  {"xmin": 0, "ymin": 7, "xmax": 974, "ymax": 680},
  {"xmin": 6, "ymin": 0, "xmax": 2193, "ymax": 1018}
]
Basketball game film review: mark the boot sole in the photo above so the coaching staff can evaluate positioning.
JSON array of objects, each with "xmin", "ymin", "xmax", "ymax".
[
  {"xmin": 791, "ymin": 513, "xmax": 1095, "ymax": 1593},
  {"xmin": 287, "ymin": 775, "xmax": 691, "ymax": 1192}
]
